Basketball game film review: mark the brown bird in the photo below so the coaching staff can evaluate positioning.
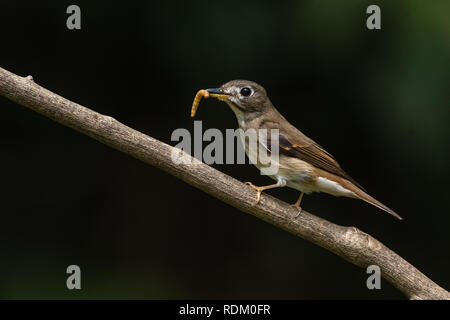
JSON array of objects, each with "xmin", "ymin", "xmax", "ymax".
[{"xmin": 191, "ymin": 80, "xmax": 402, "ymax": 220}]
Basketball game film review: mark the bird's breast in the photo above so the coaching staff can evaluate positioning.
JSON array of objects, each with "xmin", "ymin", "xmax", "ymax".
[{"xmin": 242, "ymin": 135, "xmax": 319, "ymax": 193}]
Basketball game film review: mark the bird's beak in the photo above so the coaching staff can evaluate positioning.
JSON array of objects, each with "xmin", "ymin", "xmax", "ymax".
[
  {"xmin": 205, "ymin": 88, "xmax": 230, "ymax": 101},
  {"xmin": 191, "ymin": 88, "xmax": 231, "ymax": 117}
]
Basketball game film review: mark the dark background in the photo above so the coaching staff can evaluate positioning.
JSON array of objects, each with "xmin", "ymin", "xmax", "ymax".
[{"xmin": 0, "ymin": 0, "xmax": 449, "ymax": 299}]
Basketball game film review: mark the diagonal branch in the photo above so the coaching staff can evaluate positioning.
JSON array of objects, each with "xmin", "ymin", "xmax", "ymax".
[{"xmin": 0, "ymin": 66, "xmax": 448, "ymax": 300}]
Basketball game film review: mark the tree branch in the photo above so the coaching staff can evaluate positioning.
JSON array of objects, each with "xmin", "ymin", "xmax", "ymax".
[{"xmin": 0, "ymin": 66, "xmax": 448, "ymax": 300}]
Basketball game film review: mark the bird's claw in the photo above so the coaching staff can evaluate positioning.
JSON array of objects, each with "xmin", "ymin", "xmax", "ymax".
[
  {"xmin": 293, "ymin": 204, "xmax": 302, "ymax": 218},
  {"xmin": 245, "ymin": 182, "xmax": 263, "ymax": 204}
]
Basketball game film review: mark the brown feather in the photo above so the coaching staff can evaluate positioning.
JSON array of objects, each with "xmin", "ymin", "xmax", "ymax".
[
  {"xmin": 317, "ymin": 170, "xmax": 403, "ymax": 220},
  {"xmin": 262, "ymin": 115, "xmax": 402, "ymax": 220},
  {"xmin": 262, "ymin": 117, "xmax": 365, "ymax": 190}
]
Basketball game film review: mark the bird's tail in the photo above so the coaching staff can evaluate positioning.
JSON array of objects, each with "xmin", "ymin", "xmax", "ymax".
[
  {"xmin": 356, "ymin": 190, "xmax": 402, "ymax": 220},
  {"xmin": 338, "ymin": 178, "xmax": 403, "ymax": 220}
]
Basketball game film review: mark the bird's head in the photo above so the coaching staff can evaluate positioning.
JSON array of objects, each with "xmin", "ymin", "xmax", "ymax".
[{"xmin": 204, "ymin": 80, "xmax": 272, "ymax": 121}]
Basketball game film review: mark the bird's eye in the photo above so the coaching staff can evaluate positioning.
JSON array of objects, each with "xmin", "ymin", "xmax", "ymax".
[{"xmin": 240, "ymin": 87, "xmax": 252, "ymax": 97}]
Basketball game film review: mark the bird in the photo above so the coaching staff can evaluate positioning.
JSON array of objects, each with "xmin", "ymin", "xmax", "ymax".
[{"xmin": 191, "ymin": 80, "xmax": 402, "ymax": 220}]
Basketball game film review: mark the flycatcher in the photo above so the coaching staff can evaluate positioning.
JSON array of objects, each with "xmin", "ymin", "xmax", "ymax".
[{"xmin": 191, "ymin": 80, "xmax": 402, "ymax": 220}]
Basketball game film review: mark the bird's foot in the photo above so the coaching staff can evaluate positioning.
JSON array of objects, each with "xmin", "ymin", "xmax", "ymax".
[
  {"xmin": 292, "ymin": 203, "xmax": 303, "ymax": 218},
  {"xmin": 291, "ymin": 192, "xmax": 304, "ymax": 218},
  {"xmin": 245, "ymin": 181, "xmax": 263, "ymax": 204}
]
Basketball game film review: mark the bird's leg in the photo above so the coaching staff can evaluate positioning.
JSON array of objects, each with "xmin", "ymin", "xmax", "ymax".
[
  {"xmin": 293, "ymin": 192, "xmax": 304, "ymax": 217},
  {"xmin": 245, "ymin": 179, "xmax": 286, "ymax": 204}
]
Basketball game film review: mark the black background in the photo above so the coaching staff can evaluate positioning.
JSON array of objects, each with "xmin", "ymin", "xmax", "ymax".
[{"xmin": 0, "ymin": 1, "xmax": 449, "ymax": 299}]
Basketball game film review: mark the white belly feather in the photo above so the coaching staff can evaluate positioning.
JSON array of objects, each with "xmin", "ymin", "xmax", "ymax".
[
  {"xmin": 245, "ymin": 141, "xmax": 355, "ymax": 197},
  {"xmin": 237, "ymin": 117, "xmax": 356, "ymax": 198}
]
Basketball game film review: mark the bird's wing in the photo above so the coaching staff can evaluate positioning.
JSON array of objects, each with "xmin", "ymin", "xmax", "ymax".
[{"xmin": 263, "ymin": 119, "xmax": 365, "ymax": 190}]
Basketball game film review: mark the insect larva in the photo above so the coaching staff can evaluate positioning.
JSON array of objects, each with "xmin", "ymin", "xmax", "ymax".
[{"xmin": 191, "ymin": 89, "xmax": 210, "ymax": 117}]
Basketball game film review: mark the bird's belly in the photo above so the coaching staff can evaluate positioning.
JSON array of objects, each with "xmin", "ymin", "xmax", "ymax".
[
  {"xmin": 281, "ymin": 177, "xmax": 318, "ymax": 194},
  {"xmin": 243, "ymin": 139, "xmax": 354, "ymax": 196},
  {"xmin": 267, "ymin": 155, "xmax": 320, "ymax": 194},
  {"xmin": 271, "ymin": 173, "xmax": 355, "ymax": 197},
  {"xmin": 252, "ymin": 152, "xmax": 354, "ymax": 197},
  {"xmin": 273, "ymin": 171, "xmax": 319, "ymax": 194}
]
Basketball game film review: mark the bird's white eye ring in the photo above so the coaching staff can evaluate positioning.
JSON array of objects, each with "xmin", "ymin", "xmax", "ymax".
[{"xmin": 240, "ymin": 87, "xmax": 252, "ymax": 97}]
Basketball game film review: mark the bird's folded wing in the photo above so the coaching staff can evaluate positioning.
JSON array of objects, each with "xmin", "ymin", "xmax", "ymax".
[{"xmin": 267, "ymin": 131, "xmax": 365, "ymax": 191}]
